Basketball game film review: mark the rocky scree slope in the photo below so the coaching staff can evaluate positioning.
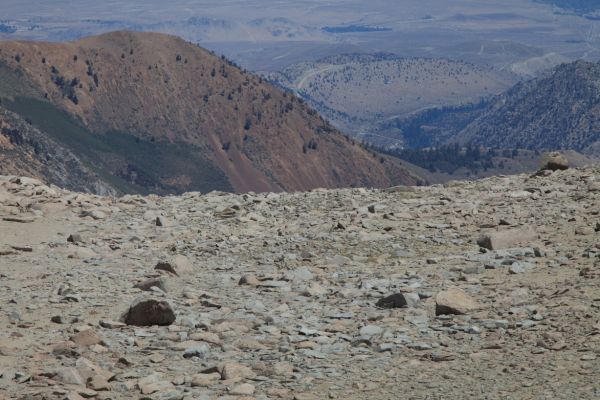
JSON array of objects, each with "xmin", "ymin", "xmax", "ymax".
[
  {"xmin": 0, "ymin": 31, "xmax": 417, "ymax": 194},
  {"xmin": 0, "ymin": 164, "xmax": 599, "ymax": 399}
]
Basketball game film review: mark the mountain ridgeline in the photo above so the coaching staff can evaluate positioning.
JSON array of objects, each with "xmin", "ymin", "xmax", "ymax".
[
  {"xmin": 454, "ymin": 61, "xmax": 600, "ymax": 155},
  {"xmin": 378, "ymin": 60, "xmax": 600, "ymax": 157},
  {"xmin": 0, "ymin": 31, "xmax": 417, "ymax": 195}
]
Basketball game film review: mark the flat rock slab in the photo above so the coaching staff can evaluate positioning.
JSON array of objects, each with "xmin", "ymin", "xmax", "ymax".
[
  {"xmin": 435, "ymin": 287, "xmax": 479, "ymax": 315},
  {"xmin": 2, "ymin": 216, "xmax": 35, "ymax": 223},
  {"xmin": 477, "ymin": 228, "xmax": 537, "ymax": 250}
]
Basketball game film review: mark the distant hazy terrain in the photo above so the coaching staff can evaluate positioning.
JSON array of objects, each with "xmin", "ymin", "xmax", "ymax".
[
  {"xmin": 265, "ymin": 54, "xmax": 517, "ymax": 140},
  {"xmin": 536, "ymin": 0, "xmax": 600, "ymax": 13},
  {"xmin": 0, "ymin": 0, "xmax": 598, "ymax": 73},
  {"xmin": 369, "ymin": 60, "xmax": 600, "ymax": 156}
]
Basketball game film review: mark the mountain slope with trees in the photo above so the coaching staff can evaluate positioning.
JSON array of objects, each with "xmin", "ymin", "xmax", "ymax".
[
  {"xmin": 454, "ymin": 60, "xmax": 600, "ymax": 155},
  {"xmin": 0, "ymin": 31, "xmax": 418, "ymax": 194}
]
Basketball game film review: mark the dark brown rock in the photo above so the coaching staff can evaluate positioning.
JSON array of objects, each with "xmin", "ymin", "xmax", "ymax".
[
  {"xmin": 121, "ymin": 298, "xmax": 176, "ymax": 326},
  {"xmin": 376, "ymin": 293, "xmax": 407, "ymax": 309},
  {"xmin": 541, "ymin": 152, "xmax": 569, "ymax": 171}
]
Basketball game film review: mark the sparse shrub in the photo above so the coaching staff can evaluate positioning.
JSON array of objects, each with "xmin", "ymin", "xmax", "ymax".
[{"xmin": 54, "ymin": 75, "xmax": 66, "ymax": 88}]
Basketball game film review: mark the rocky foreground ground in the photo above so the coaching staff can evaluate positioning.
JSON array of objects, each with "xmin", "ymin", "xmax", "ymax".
[{"xmin": 0, "ymin": 165, "xmax": 599, "ymax": 400}]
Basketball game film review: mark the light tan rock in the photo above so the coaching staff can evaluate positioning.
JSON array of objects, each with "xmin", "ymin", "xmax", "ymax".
[
  {"xmin": 70, "ymin": 330, "xmax": 102, "ymax": 347},
  {"xmin": 220, "ymin": 362, "xmax": 255, "ymax": 381},
  {"xmin": 435, "ymin": 287, "xmax": 479, "ymax": 315},
  {"xmin": 155, "ymin": 255, "xmax": 194, "ymax": 276},
  {"xmin": 230, "ymin": 383, "xmax": 255, "ymax": 395},
  {"xmin": 191, "ymin": 372, "xmax": 221, "ymax": 387},
  {"xmin": 477, "ymin": 228, "xmax": 537, "ymax": 250}
]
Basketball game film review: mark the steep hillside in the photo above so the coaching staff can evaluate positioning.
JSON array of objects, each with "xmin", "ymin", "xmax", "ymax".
[
  {"xmin": 454, "ymin": 61, "xmax": 600, "ymax": 155},
  {"xmin": 265, "ymin": 53, "xmax": 517, "ymax": 138},
  {"xmin": 0, "ymin": 105, "xmax": 117, "ymax": 195},
  {"xmin": 0, "ymin": 31, "xmax": 417, "ymax": 194},
  {"xmin": 368, "ymin": 100, "xmax": 492, "ymax": 149}
]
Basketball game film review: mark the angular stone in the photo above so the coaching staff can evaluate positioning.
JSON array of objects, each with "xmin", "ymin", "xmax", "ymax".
[
  {"xmin": 155, "ymin": 216, "xmax": 169, "ymax": 227},
  {"xmin": 589, "ymin": 182, "xmax": 600, "ymax": 192},
  {"xmin": 477, "ymin": 228, "xmax": 537, "ymax": 250},
  {"xmin": 509, "ymin": 262, "xmax": 534, "ymax": 274},
  {"xmin": 55, "ymin": 367, "xmax": 85, "ymax": 386},
  {"xmin": 239, "ymin": 275, "xmax": 260, "ymax": 286},
  {"xmin": 87, "ymin": 374, "xmax": 110, "ymax": 391},
  {"xmin": 67, "ymin": 234, "xmax": 85, "ymax": 243},
  {"xmin": 138, "ymin": 373, "xmax": 174, "ymax": 395},
  {"xmin": 70, "ymin": 330, "xmax": 102, "ymax": 347},
  {"xmin": 435, "ymin": 287, "xmax": 479, "ymax": 315},
  {"xmin": 220, "ymin": 363, "xmax": 255, "ymax": 381},
  {"xmin": 134, "ymin": 277, "xmax": 168, "ymax": 292},
  {"xmin": 359, "ymin": 325, "xmax": 383, "ymax": 337},
  {"xmin": 183, "ymin": 344, "xmax": 210, "ymax": 359},
  {"xmin": 155, "ymin": 255, "xmax": 194, "ymax": 277},
  {"xmin": 191, "ymin": 372, "xmax": 220, "ymax": 387},
  {"xmin": 99, "ymin": 320, "xmax": 126, "ymax": 329},
  {"xmin": 230, "ymin": 383, "xmax": 255, "ymax": 395},
  {"xmin": 188, "ymin": 331, "xmax": 222, "ymax": 345},
  {"xmin": 76, "ymin": 357, "xmax": 115, "ymax": 382},
  {"xmin": 52, "ymin": 341, "xmax": 81, "ymax": 358},
  {"xmin": 271, "ymin": 362, "xmax": 294, "ymax": 377},
  {"xmin": 80, "ymin": 210, "xmax": 106, "ymax": 220}
]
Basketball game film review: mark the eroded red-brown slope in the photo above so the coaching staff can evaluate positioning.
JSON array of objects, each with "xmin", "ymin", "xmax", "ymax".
[{"xmin": 0, "ymin": 31, "xmax": 418, "ymax": 192}]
